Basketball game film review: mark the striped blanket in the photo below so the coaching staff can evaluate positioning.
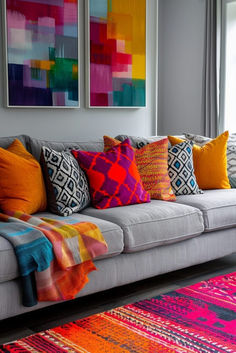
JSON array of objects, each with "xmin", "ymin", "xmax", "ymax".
[{"xmin": 0, "ymin": 211, "xmax": 107, "ymax": 307}]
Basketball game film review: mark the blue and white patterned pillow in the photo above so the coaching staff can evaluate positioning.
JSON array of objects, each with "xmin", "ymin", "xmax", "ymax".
[
  {"xmin": 41, "ymin": 146, "xmax": 90, "ymax": 216},
  {"xmin": 168, "ymin": 141, "xmax": 203, "ymax": 195}
]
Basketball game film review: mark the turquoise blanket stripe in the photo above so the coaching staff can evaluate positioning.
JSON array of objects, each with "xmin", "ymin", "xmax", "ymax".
[
  {"xmin": 0, "ymin": 221, "xmax": 54, "ymax": 307},
  {"xmin": 15, "ymin": 238, "xmax": 54, "ymax": 276}
]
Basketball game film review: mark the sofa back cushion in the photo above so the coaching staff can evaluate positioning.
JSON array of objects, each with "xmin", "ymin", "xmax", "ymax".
[
  {"xmin": 115, "ymin": 134, "xmax": 167, "ymax": 149},
  {"xmin": 0, "ymin": 135, "xmax": 29, "ymax": 149},
  {"xmin": 27, "ymin": 136, "xmax": 104, "ymax": 161}
]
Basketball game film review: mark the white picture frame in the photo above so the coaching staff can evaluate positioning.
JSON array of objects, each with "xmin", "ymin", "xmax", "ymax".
[
  {"xmin": 85, "ymin": 0, "xmax": 147, "ymax": 109},
  {"xmin": 2, "ymin": 0, "xmax": 80, "ymax": 109}
]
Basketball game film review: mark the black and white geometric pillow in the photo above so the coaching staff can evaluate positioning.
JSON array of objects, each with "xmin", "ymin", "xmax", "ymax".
[
  {"xmin": 41, "ymin": 146, "xmax": 90, "ymax": 216},
  {"xmin": 184, "ymin": 132, "xmax": 211, "ymax": 146},
  {"xmin": 227, "ymin": 134, "xmax": 236, "ymax": 178},
  {"xmin": 168, "ymin": 141, "xmax": 203, "ymax": 195}
]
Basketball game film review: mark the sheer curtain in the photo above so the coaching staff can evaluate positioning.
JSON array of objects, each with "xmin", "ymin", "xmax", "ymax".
[
  {"xmin": 203, "ymin": 0, "xmax": 218, "ymax": 138},
  {"xmin": 219, "ymin": 0, "xmax": 236, "ymax": 134}
]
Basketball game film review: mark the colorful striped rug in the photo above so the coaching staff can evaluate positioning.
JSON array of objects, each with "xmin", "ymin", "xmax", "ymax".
[{"xmin": 1, "ymin": 271, "xmax": 236, "ymax": 352}]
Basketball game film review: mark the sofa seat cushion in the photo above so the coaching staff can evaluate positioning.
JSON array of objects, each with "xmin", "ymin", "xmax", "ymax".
[
  {"xmin": 176, "ymin": 189, "xmax": 236, "ymax": 232},
  {"xmin": 0, "ymin": 213, "xmax": 124, "ymax": 283},
  {"xmin": 81, "ymin": 200, "xmax": 204, "ymax": 253}
]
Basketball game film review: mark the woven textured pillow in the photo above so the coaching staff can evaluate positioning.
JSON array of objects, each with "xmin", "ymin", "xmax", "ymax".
[
  {"xmin": 103, "ymin": 135, "xmax": 123, "ymax": 152},
  {"xmin": 168, "ymin": 141, "xmax": 203, "ymax": 195},
  {"xmin": 104, "ymin": 135, "xmax": 176, "ymax": 201},
  {"xmin": 41, "ymin": 147, "xmax": 90, "ymax": 216},
  {"xmin": 0, "ymin": 139, "xmax": 47, "ymax": 214},
  {"xmin": 115, "ymin": 134, "xmax": 166, "ymax": 149},
  {"xmin": 168, "ymin": 131, "xmax": 230, "ymax": 190},
  {"xmin": 72, "ymin": 139, "xmax": 150, "ymax": 209}
]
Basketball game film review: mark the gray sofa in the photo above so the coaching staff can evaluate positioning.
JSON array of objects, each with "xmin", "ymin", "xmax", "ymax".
[{"xmin": 0, "ymin": 134, "xmax": 236, "ymax": 321}]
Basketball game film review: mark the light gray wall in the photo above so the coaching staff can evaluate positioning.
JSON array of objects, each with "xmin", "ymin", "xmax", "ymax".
[
  {"xmin": 0, "ymin": 0, "xmax": 157, "ymax": 141},
  {"xmin": 158, "ymin": 0, "xmax": 206, "ymax": 136}
]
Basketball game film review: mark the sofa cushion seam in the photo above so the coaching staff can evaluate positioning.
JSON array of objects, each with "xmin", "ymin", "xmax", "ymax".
[
  {"xmin": 205, "ymin": 222, "xmax": 236, "ymax": 231},
  {"xmin": 124, "ymin": 229, "xmax": 204, "ymax": 251},
  {"xmin": 112, "ymin": 211, "xmax": 203, "ymax": 228},
  {"xmin": 190, "ymin": 204, "xmax": 236, "ymax": 212}
]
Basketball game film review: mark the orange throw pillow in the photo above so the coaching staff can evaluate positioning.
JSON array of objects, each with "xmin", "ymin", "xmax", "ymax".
[
  {"xmin": 103, "ymin": 136, "xmax": 176, "ymax": 201},
  {"xmin": 0, "ymin": 139, "xmax": 47, "ymax": 214},
  {"xmin": 168, "ymin": 131, "xmax": 230, "ymax": 189},
  {"xmin": 103, "ymin": 135, "xmax": 121, "ymax": 152}
]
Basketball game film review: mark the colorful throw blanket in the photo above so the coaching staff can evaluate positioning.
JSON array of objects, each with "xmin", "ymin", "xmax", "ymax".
[{"xmin": 0, "ymin": 211, "xmax": 107, "ymax": 307}]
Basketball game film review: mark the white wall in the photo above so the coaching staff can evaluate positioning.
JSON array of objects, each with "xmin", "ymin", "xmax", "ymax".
[
  {"xmin": 158, "ymin": 0, "xmax": 206, "ymax": 136},
  {"xmin": 0, "ymin": 0, "xmax": 157, "ymax": 141}
]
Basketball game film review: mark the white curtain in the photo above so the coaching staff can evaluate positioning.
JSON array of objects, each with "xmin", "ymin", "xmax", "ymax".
[{"xmin": 203, "ymin": 0, "xmax": 218, "ymax": 138}]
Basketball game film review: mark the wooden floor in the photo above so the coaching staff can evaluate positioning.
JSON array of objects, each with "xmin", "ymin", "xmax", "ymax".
[{"xmin": 0, "ymin": 253, "xmax": 236, "ymax": 345}]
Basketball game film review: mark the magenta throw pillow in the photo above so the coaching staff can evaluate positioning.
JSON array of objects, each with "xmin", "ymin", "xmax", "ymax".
[{"xmin": 72, "ymin": 139, "xmax": 150, "ymax": 209}]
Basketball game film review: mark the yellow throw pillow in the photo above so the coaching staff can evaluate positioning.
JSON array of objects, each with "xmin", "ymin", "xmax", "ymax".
[
  {"xmin": 0, "ymin": 139, "xmax": 47, "ymax": 214},
  {"xmin": 168, "ymin": 131, "xmax": 230, "ymax": 189},
  {"xmin": 103, "ymin": 136, "xmax": 176, "ymax": 201}
]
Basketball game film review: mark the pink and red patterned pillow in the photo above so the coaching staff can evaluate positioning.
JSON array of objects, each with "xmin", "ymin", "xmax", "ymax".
[{"xmin": 72, "ymin": 139, "xmax": 150, "ymax": 209}]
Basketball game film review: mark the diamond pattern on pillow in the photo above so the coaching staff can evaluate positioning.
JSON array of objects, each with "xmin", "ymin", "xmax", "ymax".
[
  {"xmin": 168, "ymin": 141, "xmax": 203, "ymax": 195},
  {"xmin": 72, "ymin": 139, "xmax": 150, "ymax": 209},
  {"xmin": 41, "ymin": 147, "xmax": 90, "ymax": 216}
]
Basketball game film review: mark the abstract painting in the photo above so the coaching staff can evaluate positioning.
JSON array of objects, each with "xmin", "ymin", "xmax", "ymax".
[
  {"xmin": 87, "ymin": 0, "xmax": 146, "ymax": 107},
  {"xmin": 4, "ymin": 0, "xmax": 79, "ymax": 107}
]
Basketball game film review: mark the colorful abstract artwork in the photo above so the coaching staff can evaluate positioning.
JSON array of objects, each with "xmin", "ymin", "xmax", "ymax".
[
  {"xmin": 4, "ymin": 0, "xmax": 79, "ymax": 107},
  {"xmin": 88, "ymin": 0, "xmax": 146, "ymax": 107}
]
